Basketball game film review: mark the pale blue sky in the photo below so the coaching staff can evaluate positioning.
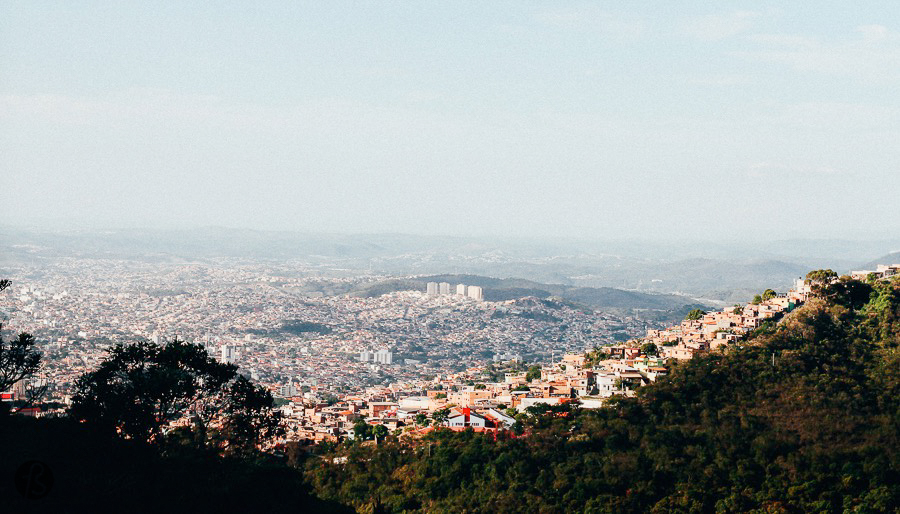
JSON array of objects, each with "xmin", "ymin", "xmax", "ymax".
[{"xmin": 2, "ymin": 2, "xmax": 898, "ymax": 240}]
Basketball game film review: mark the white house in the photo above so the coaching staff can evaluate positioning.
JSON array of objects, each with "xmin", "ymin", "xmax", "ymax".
[{"xmin": 447, "ymin": 407, "xmax": 486, "ymax": 428}]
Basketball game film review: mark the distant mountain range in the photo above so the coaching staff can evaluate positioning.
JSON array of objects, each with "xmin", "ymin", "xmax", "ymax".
[
  {"xmin": 861, "ymin": 251, "xmax": 900, "ymax": 270},
  {"xmin": 404, "ymin": 274, "xmax": 693, "ymax": 309},
  {"xmin": 344, "ymin": 274, "xmax": 707, "ymax": 323},
  {"xmin": 3, "ymin": 225, "xmax": 898, "ymax": 307}
]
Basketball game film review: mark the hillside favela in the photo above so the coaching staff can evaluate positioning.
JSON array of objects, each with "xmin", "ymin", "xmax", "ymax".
[{"xmin": 4, "ymin": 3, "xmax": 900, "ymax": 513}]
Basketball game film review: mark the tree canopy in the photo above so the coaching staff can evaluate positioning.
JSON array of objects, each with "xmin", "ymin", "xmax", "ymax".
[
  {"xmin": 69, "ymin": 338, "xmax": 280, "ymax": 452},
  {"xmin": 0, "ymin": 330, "xmax": 41, "ymax": 393},
  {"xmin": 0, "ymin": 280, "xmax": 42, "ymax": 393},
  {"xmin": 685, "ymin": 308, "xmax": 707, "ymax": 320},
  {"xmin": 807, "ymin": 268, "xmax": 838, "ymax": 284},
  {"xmin": 431, "ymin": 408, "xmax": 450, "ymax": 426},
  {"xmin": 220, "ymin": 374, "xmax": 283, "ymax": 456}
]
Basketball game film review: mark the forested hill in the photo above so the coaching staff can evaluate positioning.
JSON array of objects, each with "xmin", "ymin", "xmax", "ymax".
[
  {"xmin": 353, "ymin": 274, "xmax": 705, "ymax": 316},
  {"xmin": 305, "ymin": 276, "xmax": 900, "ymax": 512}
]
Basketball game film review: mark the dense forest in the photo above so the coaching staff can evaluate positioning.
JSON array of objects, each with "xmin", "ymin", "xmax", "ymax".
[
  {"xmin": 2, "ymin": 274, "xmax": 898, "ymax": 512},
  {"xmin": 304, "ymin": 275, "xmax": 900, "ymax": 512}
]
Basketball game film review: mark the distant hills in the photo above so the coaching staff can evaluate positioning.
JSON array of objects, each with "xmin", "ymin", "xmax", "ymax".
[
  {"xmin": 861, "ymin": 251, "xmax": 900, "ymax": 270},
  {"xmin": 349, "ymin": 274, "xmax": 707, "ymax": 322},
  {"xmin": 413, "ymin": 274, "xmax": 693, "ymax": 310},
  {"xmin": 3, "ymin": 225, "xmax": 899, "ymax": 306}
]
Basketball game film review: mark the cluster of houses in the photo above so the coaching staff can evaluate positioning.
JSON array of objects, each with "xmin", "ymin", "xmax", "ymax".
[
  {"xmin": 277, "ymin": 386, "xmax": 518, "ymax": 442},
  {"xmin": 279, "ymin": 273, "xmax": 872, "ymax": 444},
  {"xmin": 638, "ymin": 278, "xmax": 813, "ymax": 361},
  {"xmin": 850, "ymin": 264, "xmax": 900, "ymax": 281},
  {"xmin": 275, "ymin": 349, "xmax": 676, "ymax": 443}
]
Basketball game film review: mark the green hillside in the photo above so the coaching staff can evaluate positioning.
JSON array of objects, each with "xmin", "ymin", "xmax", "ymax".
[
  {"xmin": 353, "ymin": 274, "xmax": 706, "ymax": 321},
  {"xmin": 305, "ymin": 276, "xmax": 900, "ymax": 512}
]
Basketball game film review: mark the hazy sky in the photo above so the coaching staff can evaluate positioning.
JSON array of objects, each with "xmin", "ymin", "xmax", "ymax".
[{"xmin": 2, "ymin": 2, "xmax": 898, "ymax": 240}]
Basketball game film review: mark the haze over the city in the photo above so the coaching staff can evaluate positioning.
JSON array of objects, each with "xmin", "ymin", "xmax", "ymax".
[{"xmin": 2, "ymin": 2, "xmax": 899, "ymax": 240}]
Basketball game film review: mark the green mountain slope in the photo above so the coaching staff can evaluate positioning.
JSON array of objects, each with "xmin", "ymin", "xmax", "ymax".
[
  {"xmin": 307, "ymin": 276, "xmax": 900, "ymax": 512},
  {"xmin": 355, "ymin": 273, "xmax": 704, "ymax": 313}
]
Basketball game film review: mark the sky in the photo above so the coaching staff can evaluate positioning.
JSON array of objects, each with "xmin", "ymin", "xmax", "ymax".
[{"xmin": 1, "ymin": 2, "xmax": 899, "ymax": 241}]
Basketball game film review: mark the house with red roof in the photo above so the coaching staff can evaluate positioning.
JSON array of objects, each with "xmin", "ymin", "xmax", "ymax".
[{"xmin": 447, "ymin": 407, "xmax": 486, "ymax": 429}]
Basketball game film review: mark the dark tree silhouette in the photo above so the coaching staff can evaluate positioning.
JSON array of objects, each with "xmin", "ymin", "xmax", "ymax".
[
  {"xmin": 0, "ymin": 280, "xmax": 42, "ymax": 393},
  {"xmin": 220, "ymin": 374, "xmax": 283, "ymax": 456},
  {"xmin": 70, "ymin": 338, "xmax": 280, "ymax": 452},
  {"xmin": 0, "ymin": 330, "xmax": 41, "ymax": 393}
]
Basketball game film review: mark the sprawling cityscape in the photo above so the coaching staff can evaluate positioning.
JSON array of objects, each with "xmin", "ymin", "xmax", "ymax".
[
  {"xmin": 6, "ymin": 256, "xmax": 897, "ymax": 448},
  {"xmin": 4, "ymin": 2, "xmax": 900, "ymax": 510},
  {"xmin": 1, "ymin": 257, "xmax": 654, "ymax": 411}
]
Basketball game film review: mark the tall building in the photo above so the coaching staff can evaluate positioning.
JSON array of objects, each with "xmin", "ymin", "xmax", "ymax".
[
  {"xmin": 374, "ymin": 349, "xmax": 393, "ymax": 365},
  {"xmin": 456, "ymin": 284, "xmax": 467, "ymax": 295},
  {"xmin": 439, "ymin": 282, "xmax": 451, "ymax": 295},
  {"xmin": 221, "ymin": 345, "xmax": 239, "ymax": 364},
  {"xmin": 11, "ymin": 378, "xmax": 27, "ymax": 401},
  {"xmin": 279, "ymin": 384, "xmax": 300, "ymax": 397},
  {"xmin": 426, "ymin": 282, "xmax": 438, "ymax": 295},
  {"xmin": 360, "ymin": 350, "xmax": 373, "ymax": 362},
  {"xmin": 467, "ymin": 285, "xmax": 484, "ymax": 301}
]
